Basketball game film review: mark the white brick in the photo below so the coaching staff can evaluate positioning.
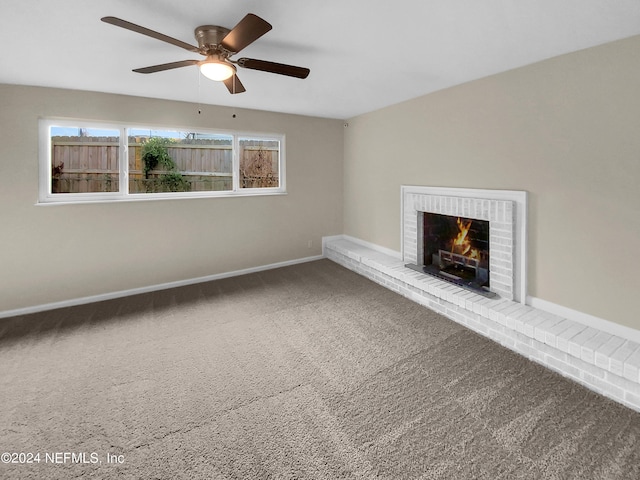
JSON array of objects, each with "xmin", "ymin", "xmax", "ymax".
[
  {"xmin": 490, "ymin": 236, "xmax": 513, "ymax": 247},
  {"xmin": 505, "ymin": 201, "xmax": 514, "ymax": 220},
  {"xmin": 490, "ymin": 258, "xmax": 513, "ymax": 270},
  {"xmin": 504, "ymin": 303, "xmax": 530, "ymax": 329},
  {"xmin": 428, "ymin": 300, "xmax": 446, "ymax": 314},
  {"xmin": 594, "ymin": 335, "xmax": 626, "ymax": 370},
  {"xmin": 488, "ymin": 299, "xmax": 513, "ymax": 323},
  {"xmin": 610, "ymin": 341, "xmax": 640, "ymax": 377},
  {"xmin": 531, "ymin": 338, "xmax": 567, "ymax": 362},
  {"xmin": 513, "ymin": 308, "xmax": 538, "ymax": 334},
  {"xmin": 455, "ymin": 290, "xmax": 474, "ymax": 308},
  {"xmin": 497, "ymin": 302, "xmax": 526, "ymax": 326},
  {"xmin": 490, "ymin": 266, "xmax": 513, "ymax": 277},
  {"xmin": 580, "ymin": 331, "xmax": 613, "ymax": 365},
  {"xmin": 545, "ymin": 355, "xmax": 581, "ymax": 380},
  {"xmin": 490, "ymin": 222, "xmax": 513, "ymax": 232},
  {"xmin": 513, "ymin": 331, "xmax": 533, "ymax": 347},
  {"xmin": 624, "ymin": 392, "xmax": 640, "ymax": 410},
  {"xmin": 464, "ymin": 293, "xmax": 480, "ymax": 311},
  {"xmin": 490, "ymin": 272, "xmax": 512, "ymax": 286},
  {"xmin": 445, "ymin": 286, "xmax": 465, "ymax": 304},
  {"xmin": 493, "ymin": 285, "xmax": 513, "ymax": 300},
  {"xmin": 457, "ymin": 305, "xmax": 477, "ymax": 323},
  {"xmin": 566, "ymin": 354, "xmax": 606, "ymax": 380},
  {"xmin": 454, "ymin": 197, "xmax": 462, "ymax": 216},
  {"xmin": 490, "ymin": 244, "xmax": 512, "ymax": 255},
  {"xmin": 472, "ymin": 297, "xmax": 494, "ymax": 316},
  {"xmin": 605, "ymin": 371, "xmax": 640, "ymax": 397},
  {"xmin": 579, "ymin": 372, "xmax": 624, "ymax": 400},
  {"xmin": 544, "ymin": 319, "xmax": 572, "ymax": 347},
  {"xmin": 533, "ymin": 316, "xmax": 562, "ymax": 344},
  {"xmin": 556, "ymin": 323, "xmax": 587, "ymax": 353},
  {"xmin": 623, "ymin": 347, "xmax": 640, "ymax": 383},
  {"xmin": 522, "ymin": 312, "xmax": 549, "ymax": 338},
  {"xmin": 490, "ymin": 229, "xmax": 513, "ymax": 240},
  {"xmin": 567, "ymin": 327, "xmax": 600, "ymax": 359}
]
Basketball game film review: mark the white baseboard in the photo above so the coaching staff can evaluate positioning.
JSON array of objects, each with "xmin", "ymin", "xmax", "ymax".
[
  {"xmin": 0, "ymin": 255, "xmax": 324, "ymax": 320},
  {"xmin": 527, "ymin": 295, "xmax": 640, "ymax": 344}
]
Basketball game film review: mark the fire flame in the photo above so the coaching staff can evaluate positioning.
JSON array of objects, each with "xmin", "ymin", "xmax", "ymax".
[{"xmin": 452, "ymin": 218, "xmax": 480, "ymax": 259}]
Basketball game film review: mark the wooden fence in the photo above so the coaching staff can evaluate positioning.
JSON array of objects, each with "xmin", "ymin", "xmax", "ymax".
[
  {"xmin": 51, "ymin": 137, "xmax": 119, "ymax": 193},
  {"xmin": 51, "ymin": 137, "xmax": 279, "ymax": 193}
]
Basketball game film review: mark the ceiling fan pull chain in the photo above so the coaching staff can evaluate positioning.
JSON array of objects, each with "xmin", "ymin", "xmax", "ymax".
[
  {"xmin": 198, "ymin": 68, "xmax": 202, "ymax": 114},
  {"xmin": 232, "ymin": 76, "xmax": 237, "ymax": 118}
]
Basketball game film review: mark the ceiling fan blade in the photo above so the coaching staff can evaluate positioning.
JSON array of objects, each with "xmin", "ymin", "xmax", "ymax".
[
  {"xmin": 132, "ymin": 60, "xmax": 199, "ymax": 74},
  {"xmin": 237, "ymin": 58, "xmax": 310, "ymax": 79},
  {"xmin": 220, "ymin": 14, "xmax": 272, "ymax": 54},
  {"xmin": 223, "ymin": 74, "xmax": 246, "ymax": 94},
  {"xmin": 101, "ymin": 16, "xmax": 200, "ymax": 53}
]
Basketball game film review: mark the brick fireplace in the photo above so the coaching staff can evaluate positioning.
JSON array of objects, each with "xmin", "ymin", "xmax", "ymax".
[{"xmin": 402, "ymin": 185, "xmax": 528, "ymax": 303}]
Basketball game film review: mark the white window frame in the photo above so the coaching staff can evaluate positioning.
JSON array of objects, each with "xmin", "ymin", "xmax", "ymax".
[{"xmin": 38, "ymin": 118, "xmax": 286, "ymax": 204}]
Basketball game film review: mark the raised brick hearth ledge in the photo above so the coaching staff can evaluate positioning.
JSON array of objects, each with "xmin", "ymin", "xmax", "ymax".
[{"xmin": 324, "ymin": 236, "xmax": 640, "ymax": 412}]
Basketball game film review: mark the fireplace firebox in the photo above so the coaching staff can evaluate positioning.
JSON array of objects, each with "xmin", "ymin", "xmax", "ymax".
[{"xmin": 406, "ymin": 212, "xmax": 495, "ymax": 297}]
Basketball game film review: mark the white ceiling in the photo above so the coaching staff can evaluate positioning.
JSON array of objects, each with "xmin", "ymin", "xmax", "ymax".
[{"xmin": 1, "ymin": 0, "xmax": 640, "ymax": 119}]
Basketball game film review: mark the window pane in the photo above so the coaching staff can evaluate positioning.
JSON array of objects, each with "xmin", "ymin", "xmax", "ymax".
[
  {"xmin": 239, "ymin": 138, "xmax": 280, "ymax": 189},
  {"xmin": 128, "ymin": 130, "xmax": 233, "ymax": 193},
  {"xmin": 50, "ymin": 127, "xmax": 120, "ymax": 194}
]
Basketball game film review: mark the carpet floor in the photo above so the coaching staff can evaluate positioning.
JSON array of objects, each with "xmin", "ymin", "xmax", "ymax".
[{"xmin": 1, "ymin": 259, "xmax": 639, "ymax": 479}]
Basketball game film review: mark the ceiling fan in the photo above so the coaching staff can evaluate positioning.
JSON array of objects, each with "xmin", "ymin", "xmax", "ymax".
[{"xmin": 101, "ymin": 13, "xmax": 310, "ymax": 94}]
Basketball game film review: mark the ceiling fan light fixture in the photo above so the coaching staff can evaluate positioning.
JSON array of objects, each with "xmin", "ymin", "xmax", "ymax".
[{"xmin": 199, "ymin": 57, "xmax": 235, "ymax": 81}]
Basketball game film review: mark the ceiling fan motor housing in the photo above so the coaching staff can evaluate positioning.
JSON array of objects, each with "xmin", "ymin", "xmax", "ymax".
[{"xmin": 194, "ymin": 25, "xmax": 231, "ymax": 54}]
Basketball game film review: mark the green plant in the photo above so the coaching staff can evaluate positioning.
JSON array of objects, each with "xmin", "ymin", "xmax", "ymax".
[
  {"xmin": 141, "ymin": 137, "xmax": 176, "ymax": 178},
  {"xmin": 158, "ymin": 172, "xmax": 191, "ymax": 192},
  {"xmin": 140, "ymin": 137, "xmax": 191, "ymax": 193},
  {"xmin": 103, "ymin": 173, "xmax": 113, "ymax": 192}
]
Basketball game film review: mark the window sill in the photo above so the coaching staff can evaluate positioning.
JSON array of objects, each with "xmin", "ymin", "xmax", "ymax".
[{"xmin": 36, "ymin": 189, "xmax": 287, "ymax": 206}]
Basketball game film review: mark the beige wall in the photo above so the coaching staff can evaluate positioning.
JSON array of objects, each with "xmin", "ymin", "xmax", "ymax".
[
  {"xmin": 0, "ymin": 85, "xmax": 344, "ymax": 312},
  {"xmin": 344, "ymin": 35, "xmax": 640, "ymax": 330}
]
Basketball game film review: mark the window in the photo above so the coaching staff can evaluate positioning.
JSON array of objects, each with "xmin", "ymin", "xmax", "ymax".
[
  {"xmin": 39, "ymin": 119, "xmax": 285, "ymax": 203},
  {"xmin": 49, "ymin": 127, "xmax": 121, "ymax": 194},
  {"xmin": 127, "ymin": 129, "xmax": 234, "ymax": 195},
  {"xmin": 239, "ymin": 138, "xmax": 281, "ymax": 189}
]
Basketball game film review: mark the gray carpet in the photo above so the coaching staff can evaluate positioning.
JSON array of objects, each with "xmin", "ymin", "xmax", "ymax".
[{"xmin": 1, "ymin": 259, "xmax": 639, "ymax": 479}]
